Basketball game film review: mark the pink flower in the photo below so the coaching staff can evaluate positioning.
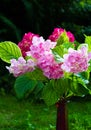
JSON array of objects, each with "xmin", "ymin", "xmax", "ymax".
[
  {"xmin": 61, "ymin": 45, "xmax": 91, "ymax": 73},
  {"xmin": 66, "ymin": 31, "xmax": 75, "ymax": 42},
  {"xmin": 37, "ymin": 54, "xmax": 63, "ymax": 79},
  {"xmin": 6, "ymin": 57, "xmax": 36, "ymax": 77},
  {"xmin": 27, "ymin": 36, "xmax": 57, "ymax": 59},
  {"xmin": 49, "ymin": 28, "xmax": 75, "ymax": 42},
  {"xmin": 26, "ymin": 36, "xmax": 63, "ymax": 79},
  {"xmin": 18, "ymin": 32, "xmax": 39, "ymax": 57}
]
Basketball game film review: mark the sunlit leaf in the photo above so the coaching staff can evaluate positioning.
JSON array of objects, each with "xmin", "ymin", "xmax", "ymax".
[
  {"xmin": 84, "ymin": 35, "xmax": 91, "ymax": 52},
  {"xmin": 57, "ymin": 31, "xmax": 69, "ymax": 46},
  {"xmin": 0, "ymin": 41, "xmax": 22, "ymax": 63}
]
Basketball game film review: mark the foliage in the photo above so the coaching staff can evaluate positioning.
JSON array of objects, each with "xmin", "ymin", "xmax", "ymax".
[
  {"xmin": 0, "ymin": 41, "xmax": 22, "ymax": 63},
  {"xmin": 14, "ymin": 74, "xmax": 44, "ymax": 99}
]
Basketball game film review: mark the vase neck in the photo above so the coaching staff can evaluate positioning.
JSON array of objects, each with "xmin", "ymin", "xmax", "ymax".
[{"xmin": 56, "ymin": 99, "xmax": 68, "ymax": 130}]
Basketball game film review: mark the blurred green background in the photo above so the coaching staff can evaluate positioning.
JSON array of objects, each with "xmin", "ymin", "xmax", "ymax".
[{"xmin": 0, "ymin": 0, "xmax": 91, "ymax": 95}]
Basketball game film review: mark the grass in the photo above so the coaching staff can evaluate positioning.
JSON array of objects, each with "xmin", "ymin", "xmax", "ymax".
[
  {"xmin": 68, "ymin": 100, "xmax": 91, "ymax": 130},
  {"xmin": 0, "ymin": 94, "xmax": 91, "ymax": 130}
]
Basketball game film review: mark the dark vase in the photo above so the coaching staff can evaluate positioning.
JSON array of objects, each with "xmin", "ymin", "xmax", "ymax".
[{"xmin": 56, "ymin": 99, "xmax": 68, "ymax": 130}]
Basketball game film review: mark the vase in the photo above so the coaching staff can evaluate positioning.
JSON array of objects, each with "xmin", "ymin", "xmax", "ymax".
[{"xmin": 56, "ymin": 98, "xmax": 68, "ymax": 130}]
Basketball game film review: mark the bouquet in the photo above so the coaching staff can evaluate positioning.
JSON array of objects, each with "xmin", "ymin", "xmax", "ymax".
[{"xmin": 0, "ymin": 27, "xmax": 91, "ymax": 130}]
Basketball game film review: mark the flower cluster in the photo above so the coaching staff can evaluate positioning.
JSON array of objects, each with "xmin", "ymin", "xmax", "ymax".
[
  {"xmin": 18, "ymin": 32, "xmax": 39, "ymax": 57},
  {"xmin": 6, "ymin": 27, "xmax": 91, "ymax": 79},
  {"xmin": 29, "ymin": 36, "xmax": 64, "ymax": 79},
  {"xmin": 61, "ymin": 45, "xmax": 91, "ymax": 73},
  {"xmin": 18, "ymin": 28, "xmax": 75, "ymax": 58},
  {"xmin": 6, "ymin": 57, "xmax": 35, "ymax": 77},
  {"xmin": 49, "ymin": 28, "xmax": 75, "ymax": 42}
]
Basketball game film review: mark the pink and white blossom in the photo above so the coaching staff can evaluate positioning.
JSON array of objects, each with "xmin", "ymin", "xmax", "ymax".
[
  {"xmin": 6, "ymin": 57, "xmax": 36, "ymax": 77},
  {"xmin": 61, "ymin": 45, "xmax": 91, "ymax": 73},
  {"xmin": 26, "ymin": 36, "xmax": 57, "ymax": 59},
  {"xmin": 37, "ymin": 53, "xmax": 63, "ymax": 79},
  {"xmin": 26, "ymin": 36, "xmax": 63, "ymax": 79}
]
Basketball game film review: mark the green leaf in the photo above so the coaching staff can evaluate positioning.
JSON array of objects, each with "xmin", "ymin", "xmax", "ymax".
[
  {"xmin": 70, "ymin": 75, "xmax": 90, "ymax": 96},
  {"xmin": 42, "ymin": 82, "xmax": 59, "ymax": 106},
  {"xmin": 62, "ymin": 42, "xmax": 75, "ymax": 49},
  {"xmin": 25, "ymin": 68, "xmax": 47, "ymax": 81},
  {"xmin": 52, "ymin": 45, "xmax": 64, "ymax": 57},
  {"xmin": 76, "ymin": 84, "xmax": 89, "ymax": 96},
  {"xmin": 75, "ymin": 72, "xmax": 90, "ymax": 82},
  {"xmin": 84, "ymin": 35, "xmax": 91, "ymax": 52},
  {"xmin": 53, "ymin": 78, "xmax": 69, "ymax": 96},
  {"xmin": 0, "ymin": 41, "xmax": 22, "ymax": 63},
  {"xmin": 14, "ymin": 74, "xmax": 37, "ymax": 99},
  {"xmin": 32, "ymin": 81, "xmax": 45, "ymax": 100},
  {"xmin": 88, "ymin": 60, "xmax": 91, "ymax": 71},
  {"xmin": 70, "ymin": 83, "xmax": 84, "ymax": 96},
  {"xmin": 77, "ymin": 43, "xmax": 88, "ymax": 51},
  {"xmin": 42, "ymin": 78, "xmax": 69, "ymax": 106},
  {"xmin": 52, "ymin": 42, "xmax": 74, "ymax": 63},
  {"xmin": 33, "ymin": 81, "xmax": 44, "ymax": 95},
  {"xmin": 77, "ymin": 77, "xmax": 89, "ymax": 90},
  {"xmin": 56, "ymin": 31, "xmax": 69, "ymax": 46},
  {"xmin": 52, "ymin": 45, "xmax": 64, "ymax": 62}
]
